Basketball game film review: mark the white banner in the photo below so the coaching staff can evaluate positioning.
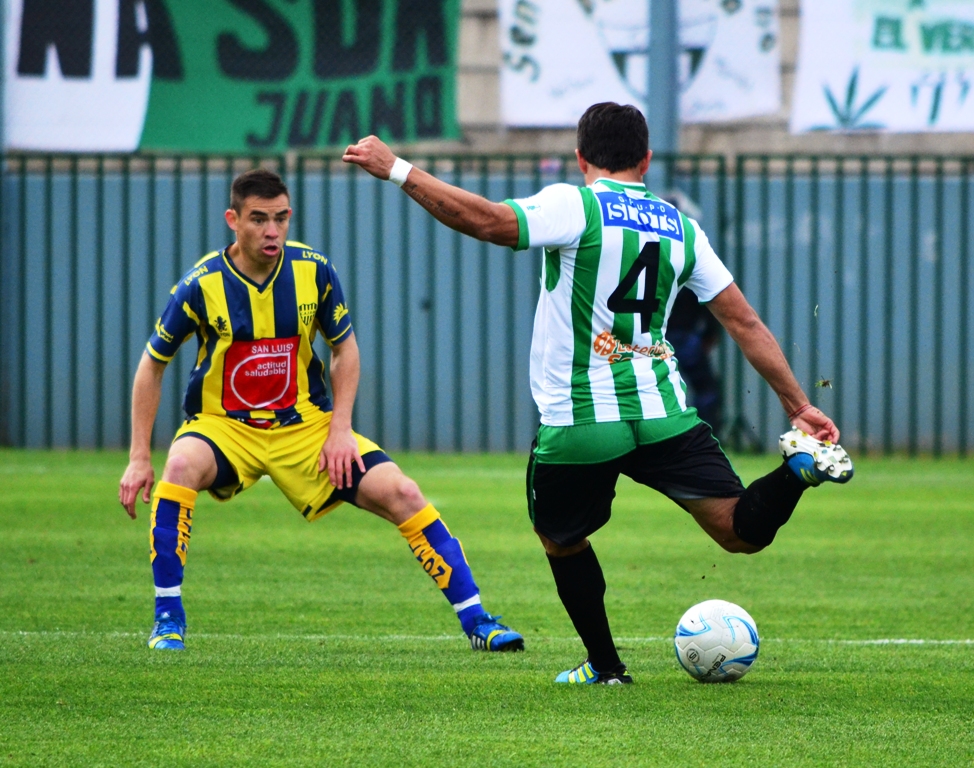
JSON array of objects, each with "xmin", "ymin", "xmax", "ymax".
[
  {"xmin": 499, "ymin": 0, "xmax": 781, "ymax": 127},
  {"xmin": 681, "ymin": 0, "xmax": 780, "ymax": 122},
  {"xmin": 791, "ymin": 0, "xmax": 974, "ymax": 133},
  {"xmin": 3, "ymin": 0, "xmax": 152, "ymax": 151}
]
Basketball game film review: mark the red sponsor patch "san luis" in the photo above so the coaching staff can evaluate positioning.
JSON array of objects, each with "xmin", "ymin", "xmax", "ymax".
[{"xmin": 222, "ymin": 337, "xmax": 299, "ymax": 412}]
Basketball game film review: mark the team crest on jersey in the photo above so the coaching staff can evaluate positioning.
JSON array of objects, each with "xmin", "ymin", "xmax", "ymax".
[
  {"xmin": 596, "ymin": 192, "xmax": 684, "ymax": 241},
  {"xmin": 298, "ymin": 302, "xmax": 317, "ymax": 327},
  {"xmin": 222, "ymin": 337, "xmax": 299, "ymax": 412}
]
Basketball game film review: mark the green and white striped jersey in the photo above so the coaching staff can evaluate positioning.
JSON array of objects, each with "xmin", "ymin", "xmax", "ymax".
[{"xmin": 505, "ymin": 178, "xmax": 733, "ymax": 428}]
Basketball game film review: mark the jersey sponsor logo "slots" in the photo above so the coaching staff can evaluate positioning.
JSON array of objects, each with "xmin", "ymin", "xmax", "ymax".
[{"xmin": 596, "ymin": 192, "xmax": 684, "ymax": 242}]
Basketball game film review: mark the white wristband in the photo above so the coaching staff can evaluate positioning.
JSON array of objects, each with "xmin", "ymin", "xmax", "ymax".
[{"xmin": 388, "ymin": 157, "xmax": 413, "ymax": 187}]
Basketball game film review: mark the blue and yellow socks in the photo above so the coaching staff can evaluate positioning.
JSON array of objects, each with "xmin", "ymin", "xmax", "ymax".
[
  {"xmin": 151, "ymin": 493, "xmax": 485, "ymax": 635},
  {"xmin": 398, "ymin": 504, "xmax": 484, "ymax": 635},
  {"xmin": 150, "ymin": 481, "xmax": 196, "ymax": 623}
]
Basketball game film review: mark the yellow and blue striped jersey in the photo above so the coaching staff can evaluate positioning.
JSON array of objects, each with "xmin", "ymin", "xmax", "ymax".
[{"xmin": 146, "ymin": 241, "xmax": 352, "ymax": 428}]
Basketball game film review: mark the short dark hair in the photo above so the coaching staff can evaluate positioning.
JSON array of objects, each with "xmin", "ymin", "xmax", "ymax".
[
  {"xmin": 230, "ymin": 168, "xmax": 290, "ymax": 212},
  {"xmin": 576, "ymin": 102, "xmax": 649, "ymax": 173}
]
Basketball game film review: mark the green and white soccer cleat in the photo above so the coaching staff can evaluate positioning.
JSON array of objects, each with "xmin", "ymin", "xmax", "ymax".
[
  {"xmin": 554, "ymin": 659, "xmax": 633, "ymax": 685},
  {"xmin": 779, "ymin": 428, "xmax": 854, "ymax": 486}
]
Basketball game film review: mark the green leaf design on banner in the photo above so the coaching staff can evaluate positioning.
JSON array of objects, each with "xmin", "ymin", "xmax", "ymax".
[{"xmin": 811, "ymin": 67, "xmax": 888, "ymax": 130}]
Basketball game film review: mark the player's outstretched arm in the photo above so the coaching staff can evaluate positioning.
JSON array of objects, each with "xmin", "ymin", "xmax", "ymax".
[
  {"xmin": 119, "ymin": 352, "xmax": 166, "ymax": 519},
  {"xmin": 319, "ymin": 332, "xmax": 367, "ymax": 490},
  {"xmin": 342, "ymin": 136, "xmax": 520, "ymax": 247},
  {"xmin": 706, "ymin": 283, "xmax": 839, "ymax": 443}
]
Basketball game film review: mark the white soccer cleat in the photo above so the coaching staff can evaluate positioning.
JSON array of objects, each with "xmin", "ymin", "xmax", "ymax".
[{"xmin": 779, "ymin": 428, "xmax": 854, "ymax": 486}]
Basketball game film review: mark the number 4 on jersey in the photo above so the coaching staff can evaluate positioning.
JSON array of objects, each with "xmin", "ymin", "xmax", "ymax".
[{"xmin": 606, "ymin": 241, "xmax": 661, "ymax": 335}]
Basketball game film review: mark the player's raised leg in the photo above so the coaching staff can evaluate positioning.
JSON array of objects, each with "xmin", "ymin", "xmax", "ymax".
[
  {"xmin": 684, "ymin": 428, "xmax": 854, "ymax": 553},
  {"xmin": 147, "ymin": 437, "xmax": 218, "ymax": 650},
  {"xmin": 355, "ymin": 462, "xmax": 524, "ymax": 651}
]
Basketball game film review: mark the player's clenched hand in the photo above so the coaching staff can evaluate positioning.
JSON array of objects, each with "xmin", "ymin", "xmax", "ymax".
[
  {"xmin": 119, "ymin": 459, "xmax": 154, "ymax": 520},
  {"xmin": 792, "ymin": 405, "xmax": 839, "ymax": 444},
  {"xmin": 319, "ymin": 427, "xmax": 367, "ymax": 491},
  {"xmin": 342, "ymin": 136, "xmax": 397, "ymax": 180}
]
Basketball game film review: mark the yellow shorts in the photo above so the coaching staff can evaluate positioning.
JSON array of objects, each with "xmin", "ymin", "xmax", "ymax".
[{"xmin": 173, "ymin": 411, "xmax": 384, "ymax": 521}]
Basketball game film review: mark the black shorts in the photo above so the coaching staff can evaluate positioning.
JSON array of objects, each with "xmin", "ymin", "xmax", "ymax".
[{"xmin": 526, "ymin": 422, "xmax": 745, "ymax": 547}]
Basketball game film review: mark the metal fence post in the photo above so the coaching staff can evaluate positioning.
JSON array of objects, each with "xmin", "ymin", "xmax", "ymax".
[
  {"xmin": 857, "ymin": 157, "xmax": 870, "ymax": 454},
  {"xmin": 960, "ymin": 159, "xmax": 971, "ymax": 458},
  {"xmin": 908, "ymin": 157, "xmax": 920, "ymax": 456},
  {"xmin": 834, "ymin": 156, "xmax": 845, "ymax": 433},
  {"xmin": 882, "ymin": 157, "xmax": 895, "ymax": 455},
  {"xmin": 731, "ymin": 155, "xmax": 746, "ymax": 451}
]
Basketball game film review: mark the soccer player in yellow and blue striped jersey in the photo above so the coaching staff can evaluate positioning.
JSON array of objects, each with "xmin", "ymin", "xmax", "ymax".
[
  {"xmin": 118, "ymin": 169, "xmax": 523, "ymax": 654},
  {"xmin": 145, "ymin": 237, "xmax": 351, "ymax": 432}
]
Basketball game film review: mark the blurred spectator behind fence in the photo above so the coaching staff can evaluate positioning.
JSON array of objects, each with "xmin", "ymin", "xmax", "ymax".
[{"xmin": 661, "ymin": 190, "xmax": 724, "ymax": 437}]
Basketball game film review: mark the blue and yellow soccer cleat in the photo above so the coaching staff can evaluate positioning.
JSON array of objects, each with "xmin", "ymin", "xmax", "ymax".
[
  {"xmin": 148, "ymin": 614, "xmax": 186, "ymax": 650},
  {"xmin": 779, "ymin": 428, "xmax": 854, "ymax": 487},
  {"xmin": 468, "ymin": 613, "xmax": 524, "ymax": 652},
  {"xmin": 555, "ymin": 659, "xmax": 633, "ymax": 685}
]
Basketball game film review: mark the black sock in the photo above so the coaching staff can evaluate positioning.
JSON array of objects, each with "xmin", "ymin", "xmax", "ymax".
[
  {"xmin": 546, "ymin": 544, "xmax": 621, "ymax": 672},
  {"xmin": 732, "ymin": 463, "xmax": 808, "ymax": 548}
]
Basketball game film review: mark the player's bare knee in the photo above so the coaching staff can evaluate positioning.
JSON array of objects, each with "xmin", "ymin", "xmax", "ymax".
[
  {"xmin": 393, "ymin": 475, "xmax": 425, "ymax": 510},
  {"xmin": 704, "ymin": 518, "xmax": 763, "ymax": 555},
  {"xmin": 161, "ymin": 452, "xmax": 195, "ymax": 487},
  {"xmin": 161, "ymin": 449, "xmax": 211, "ymax": 490},
  {"xmin": 355, "ymin": 464, "xmax": 426, "ymax": 522},
  {"xmin": 710, "ymin": 517, "xmax": 764, "ymax": 554}
]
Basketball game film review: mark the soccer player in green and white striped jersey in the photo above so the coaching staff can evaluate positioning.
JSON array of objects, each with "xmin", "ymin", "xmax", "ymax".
[{"xmin": 344, "ymin": 102, "xmax": 853, "ymax": 686}]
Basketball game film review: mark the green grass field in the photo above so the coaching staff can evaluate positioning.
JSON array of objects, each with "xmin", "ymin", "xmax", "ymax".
[{"xmin": 1, "ymin": 449, "xmax": 973, "ymax": 767}]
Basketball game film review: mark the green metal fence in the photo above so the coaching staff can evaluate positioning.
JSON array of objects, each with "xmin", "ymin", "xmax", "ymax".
[
  {"xmin": 1, "ymin": 153, "xmax": 971, "ymax": 455},
  {"xmin": 724, "ymin": 156, "xmax": 972, "ymax": 457}
]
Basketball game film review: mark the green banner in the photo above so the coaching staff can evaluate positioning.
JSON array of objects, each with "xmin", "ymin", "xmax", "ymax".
[{"xmin": 139, "ymin": 0, "xmax": 459, "ymax": 152}]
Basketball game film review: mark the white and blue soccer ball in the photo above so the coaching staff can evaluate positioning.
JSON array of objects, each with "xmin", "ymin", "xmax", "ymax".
[{"xmin": 674, "ymin": 599, "xmax": 760, "ymax": 682}]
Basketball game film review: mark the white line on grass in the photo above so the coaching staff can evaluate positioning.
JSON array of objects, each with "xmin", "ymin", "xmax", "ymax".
[{"xmin": 1, "ymin": 630, "xmax": 972, "ymax": 645}]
